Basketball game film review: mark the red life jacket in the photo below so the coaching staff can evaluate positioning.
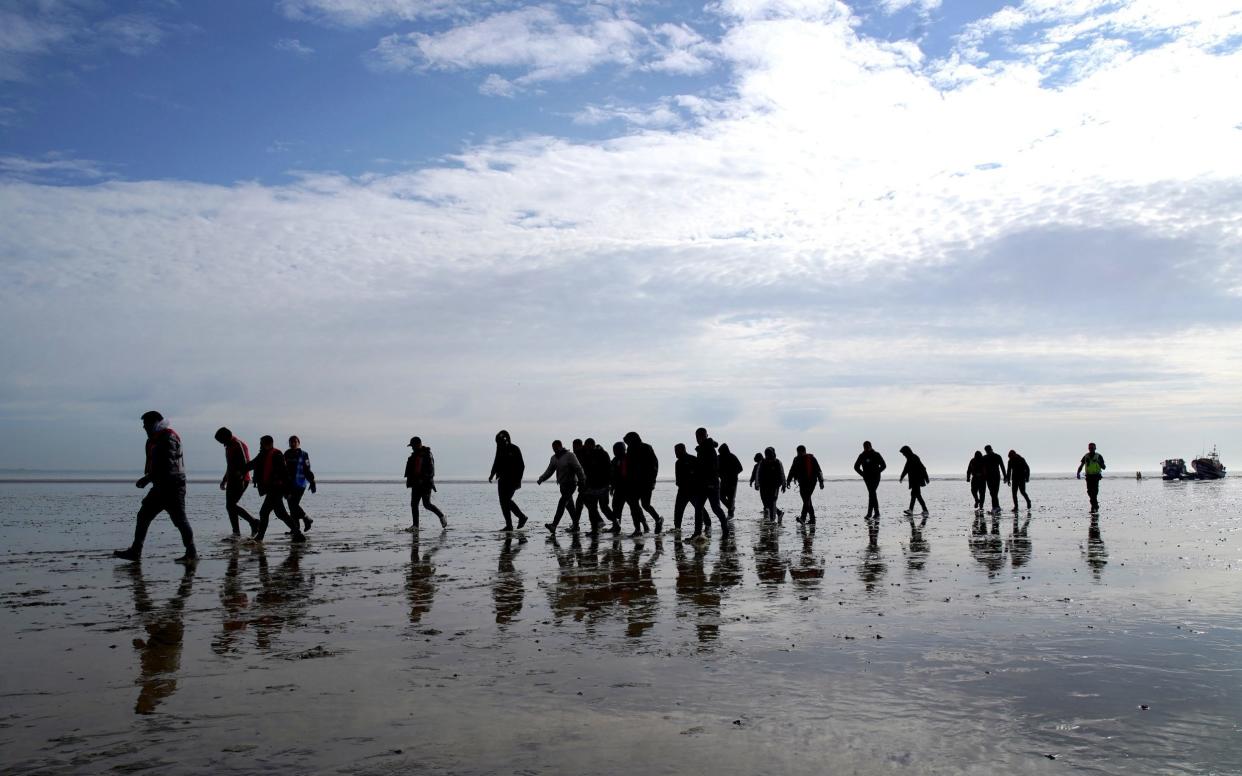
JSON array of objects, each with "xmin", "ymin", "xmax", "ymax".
[
  {"xmin": 261, "ymin": 447, "xmax": 284, "ymax": 486},
  {"xmin": 229, "ymin": 437, "xmax": 251, "ymax": 483}
]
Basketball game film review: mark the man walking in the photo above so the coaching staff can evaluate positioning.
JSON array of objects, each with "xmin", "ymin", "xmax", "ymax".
[
  {"xmin": 489, "ymin": 430, "xmax": 528, "ymax": 531},
  {"xmin": 622, "ymin": 432, "xmax": 662, "ymax": 533},
  {"xmin": 284, "ymin": 435, "xmax": 316, "ymax": 532},
  {"xmin": 786, "ymin": 444, "xmax": 825, "ymax": 523},
  {"xmin": 214, "ymin": 426, "xmax": 258, "ymax": 540},
  {"xmin": 981, "ymin": 445, "xmax": 1007, "ymax": 514},
  {"xmin": 672, "ymin": 443, "xmax": 703, "ymax": 535},
  {"xmin": 579, "ymin": 438, "xmax": 614, "ymax": 534},
  {"xmin": 250, "ymin": 435, "xmax": 306, "ymax": 543},
  {"xmin": 853, "ymin": 441, "xmax": 886, "ymax": 519},
  {"xmin": 405, "ymin": 436, "xmax": 447, "ymax": 530},
  {"xmin": 1075, "ymin": 442, "xmax": 1106, "ymax": 513},
  {"xmin": 537, "ymin": 439, "xmax": 586, "ymax": 533},
  {"xmin": 718, "ymin": 443, "xmax": 744, "ymax": 518},
  {"xmin": 114, "ymin": 411, "xmax": 197, "ymax": 563},
  {"xmin": 1006, "ymin": 449, "xmax": 1032, "ymax": 511},
  {"xmin": 694, "ymin": 427, "xmax": 730, "ymax": 535}
]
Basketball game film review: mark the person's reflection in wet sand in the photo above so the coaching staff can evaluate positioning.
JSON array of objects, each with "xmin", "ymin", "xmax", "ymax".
[
  {"xmin": 754, "ymin": 520, "xmax": 788, "ymax": 589},
  {"xmin": 492, "ymin": 534, "xmax": 526, "ymax": 629},
  {"xmin": 858, "ymin": 518, "xmax": 887, "ymax": 594},
  {"xmin": 620, "ymin": 537, "xmax": 663, "ymax": 638},
  {"xmin": 253, "ymin": 545, "xmax": 314, "ymax": 652},
  {"xmin": 1085, "ymin": 516, "xmax": 1108, "ymax": 580},
  {"xmin": 408, "ymin": 531, "xmax": 446, "ymax": 625},
  {"xmin": 545, "ymin": 534, "xmax": 606, "ymax": 629},
  {"xmin": 712, "ymin": 535, "xmax": 743, "ymax": 594},
  {"xmin": 1008, "ymin": 515, "xmax": 1032, "ymax": 570},
  {"xmin": 125, "ymin": 563, "xmax": 195, "ymax": 715},
  {"xmin": 905, "ymin": 515, "xmax": 930, "ymax": 574},
  {"xmin": 969, "ymin": 513, "xmax": 1006, "ymax": 577},
  {"xmin": 789, "ymin": 524, "xmax": 825, "ymax": 588},
  {"xmin": 674, "ymin": 538, "xmax": 720, "ymax": 644},
  {"xmin": 212, "ymin": 546, "xmax": 250, "ymax": 656}
]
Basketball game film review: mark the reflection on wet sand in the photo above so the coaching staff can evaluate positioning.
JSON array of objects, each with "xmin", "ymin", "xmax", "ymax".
[
  {"xmin": 754, "ymin": 520, "xmax": 788, "ymax": 588},
  {"xmin": 905, "ymin": 515, "xmax": 930, "ymax": 574},
  {"xmin": 789, "ymin": 525, "xmax": 824, "ymax": 588},
  {"xmin": 253, "ymin": 546, "xmax": 314, "ymax": 651},
  {"xmin": 1007, "ymin": 515, "xmax": 1032, "ymax": 569},
  {"xmin": 969, "ymin": 514, "xmax": 1005, "ymax": 577},
  {"xmin": 124, "ymin": 563, "xmax": 195, "ymax": 715},
  {"xmin": 674, "ymin": 538, "xmax": 719, "ymax": 643},
  {"xmin": 492, "ymin": 534, "xmax": 525, "ymax": 628},
  {"xmin": 858, "ymin": 518, "xmax": 887, "ymax": 594},
  {"xmin": 409, "ymin": 532, "xmax": 446, "ymax": 624},
  {"xmin": 1085, "ymin": 516, "xmax": 1107, "ymax": 580},
  {"xmin": 545, "ymin": 535, "xmax": 609, "ymax": 630},
  {"xmin": 213, "ymin": 546, "xmax": 250, "ymax": 657},
  {"xmin": 611, "ymin": 537, "xmax": 662, "ymax": 638}
]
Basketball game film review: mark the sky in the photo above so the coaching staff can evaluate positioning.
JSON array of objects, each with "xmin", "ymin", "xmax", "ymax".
[{"xmin": 0, "ymin": 0, "xmax": 1240, "ymax": 477}]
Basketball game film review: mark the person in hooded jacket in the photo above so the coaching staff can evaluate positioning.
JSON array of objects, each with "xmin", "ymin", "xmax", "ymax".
[
  {"xmin": 899, "ymin": 445, "xmax": 930, "ymax": 516},
  {"xmin": 622, "ymin": 432, "xmax": 662, "ymax": 532},
  {"xmin": 786, "ymin": 444, "xmax": 825, "ymax": 523},
  {"xmin": 694, "ymin": 427, "xmax": 730, "ymax": 535},
  {"xmin": 248, "ymin": 435, "xmax": 306, "ymax": 543},
  {"xmin": 405, "ymin": 436, "xmax": 447, "ymax": 530},
  {"xmin": 489, "ymin": 430, "xmax": 528, "ymax": 531},
  {"xmin": 757, "ymin": 447, "xmax": 787, "ymax": 521},
  {"xmin": 853, "ymin": 441, "xmax": 886, "ymax": 519},
  {"xmin": 284, "ymin": 435, "xmax": 316, "ymax": 533},
  {"xmin": 537, "ymin": 439, "xmax": 586, "ymax": 533},
  {"xmin": 982, "ymin": 445, "xmax": 1007, "ymax": 514},
  {"xmin": 672, "ymin": 443, "xmax": 705, "ymax": 536},
  {"xmin": 578, "ymin": 438, "xmax": 614, "ymax": 534},
  {"xmin": 214, "ymin": 426, "xmax": 258, "ymax": 540},
  {"xmin": 1005, "ymin": 449, "xmax": 1032, "ymax": 511},
  {"xmin": 967, "ymin": 451, "xmax": 987, "ymax": 510},
  {"xmin": 114, "ymin": 411, "xmax": 197, "ymax": 563},
  {"xmin": 610, "ymin": 440, "xmax": 649, "ymax": 535},
  {"xmin": 718, "ymin": 443, "xmax": 744, "ymax": 518}
]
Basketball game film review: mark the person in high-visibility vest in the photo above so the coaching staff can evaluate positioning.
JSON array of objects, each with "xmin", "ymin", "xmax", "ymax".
[{"xmin": 1075, "ymin": 442, "xmax": 1107, "ymax": 513}]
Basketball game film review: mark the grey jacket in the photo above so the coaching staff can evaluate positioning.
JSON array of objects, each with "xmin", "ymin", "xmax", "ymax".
[{"xmin": 538, "ymin": 450, "xmax": 585, "ymax": 487}]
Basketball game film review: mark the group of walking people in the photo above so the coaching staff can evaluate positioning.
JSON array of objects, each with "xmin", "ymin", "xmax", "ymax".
[{"xmin": 111, "ymin": 410, "xmax": 1109, "ymax": 564}]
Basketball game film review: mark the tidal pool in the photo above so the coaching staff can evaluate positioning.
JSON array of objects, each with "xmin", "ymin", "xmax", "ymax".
[{"xmin": 1, "ymin": 477, "xmax": 1239, "ymax": 774}]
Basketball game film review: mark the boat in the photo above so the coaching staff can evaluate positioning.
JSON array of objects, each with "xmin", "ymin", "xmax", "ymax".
[
  {"xmin": 1191, "ymin": 447, "xmax": 1227, "ymax": 479},
  {"xmin": 1161, "ymin": 458, "xmax": 1190, "ymax": 480}
]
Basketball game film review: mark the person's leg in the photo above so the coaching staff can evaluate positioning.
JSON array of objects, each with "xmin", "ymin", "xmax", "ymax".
[
  {"xmin": 287, "ymin": 487, "xmax": 306, "ymax": 522},
  {"xmin": 673, "ymin": 489, "xmax": 689, "ymax": 532},
  {"xmin": 165, "ymin": 484, "xmax": 196, "ymax": 558},
  {"xmin": 1020, "ymin": 481, "xmax": 1031, "ymax": 509},
  {"xmin": 866, "ymin": 478, "xmax": 880, "ymax": 517},
  {"xmin": 801, "ymin": 485, "xmax": 816, "ymax": 522},
  {"xmin": 721, "ymin": 481, "xmax": 736, "ymax": 517},
  {"xmin": 640, "ymin": 490, "xmax": 662, "ymax": 527},
  {"xmin": 226, "ymin": 481, "xmax": 257, "ymax": 536},
  {"xmin": 612, "ymin": 492, "xmax": 626, "ymax": 532},
  {"xmin": 906, "ymin": 488, "xmax": 916, "ymax": 513},
  {"xmin": 584, "ymin": 493, "xmax": 604, "ymax": 534},
  {"xmin": 690, "ymin": 493, "xmax": 707, "ymax": 537},
  {"xmin": 119, "ymin": 490, "xmax": 163, "ymax": 557},
  {"xmin": 1011, "ymin": 480, "xmax": 1020, "ymax": 510},
  {"xmin": 1087, "ymin": 476, "xmax": 1100, "ymax": 511},
  {"xmin": 421, "ymin": 494, "xmax": 447, "ymax": 527},
  {"xmin": 705, "ymin": 486, "xmax": 727, "ymax": 525},
  {"xmin": 270, "ymin": 493, "xmax": 304, "ymax": 539},
  {"xmin": 224, "ymin": 487, "xmax": 241, "ymax": 535},
  {"xmin": 498, "ymin": 484, "xmax": 514, "ymax": 529},
  {"xmin": 915, "ymin": 485, "xmax": 928, "ymax": 513},
  {"xmin": 506, "ymin": 484, "xmax": 529, "ymax": 528},
  {"xmin": 409, "ymin": 489, "xmax": 421, "ymax": 529},
  {"xmin": 597, "ymin": 492, "xmax": 615, "ymax": 526},
  {"xmin": 987, "ymin": 477, "xmax": 1000, "ymax": 511},
  {"xmin": 550, "ymin": 484, "xmax": 575, "ymax": 530}
]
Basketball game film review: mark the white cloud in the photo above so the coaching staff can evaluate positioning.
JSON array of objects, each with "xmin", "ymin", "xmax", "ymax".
[
  {"xmin": 275, "ymin": 37, "xmax": 316, "ymax": 56},
  {"xmin": 278, "ymin": 0, "xmax": 468, "ymax": 26},
  {"xmin": 878, "ymin": 0, "xmax": 942, "ymax": 14},
  {"xmin": 0, "ymin": 3, "xmax": 171, "ymax": 80},
  {"xmin": 0, "ymin": 153, "xmax": 107, "ymax": 181}
]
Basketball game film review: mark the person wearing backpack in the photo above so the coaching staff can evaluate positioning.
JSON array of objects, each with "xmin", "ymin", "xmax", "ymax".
[{"xmin": 1075, "ymin": 442, "xmax": 1106, "ymax": 513}]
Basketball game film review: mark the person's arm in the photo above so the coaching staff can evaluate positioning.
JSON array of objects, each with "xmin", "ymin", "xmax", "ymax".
[
  {"xmin": 304, "ymin": 453, "xmax": 316, "ymax": 493},
  {"xmin": 537, "ymin": 456, "xmax": 556, "ymax": 485},
  {"xmin": 650, "ymin": 448, "xmax": 659, "ymax": 486},
  {"xmin": 570, "ymin": 453, "xmax": 586, "ymax": 486},
  {"xmin": 778, "ymin": 462, "xmax": 787, "ymax": 491},
  {"xmin": 877, "ymin": 454, "xmax": 886, "ymax": 474},
  {"xmin": 853, "ymin": 454, "xmax": 864, "ymax": 478},
  {"xmin": 786, "ymin": 462, "xmax": 795, "ymax": 487},
  {"xmin": 899, "ymin": 462, "xmax": 909, "ymax": 483},
  {"xmin": 489, "ymin": 450, "xmax": 500, "ymax": 483},
  {"xmin": 1098, "ymin": 455, "xmax": 1106, "ymax": 471},
  {"xmin": 999, "ymin": 458, "xmax": 1007, "ymax": 481},
  {"xmin": 749, "ymin": 464, "xmax": 758, "ymax": 488},
  {"xmin": 816, "ymin": 458, "xmax": 824, "ymax": 488},
  {"xmin": 516, "ymin": 449, "xmax": 524, "ymax": 483},
  {"xmin": 1076, "ymin": 455, "xmax": 1084, "ymax": 478}
]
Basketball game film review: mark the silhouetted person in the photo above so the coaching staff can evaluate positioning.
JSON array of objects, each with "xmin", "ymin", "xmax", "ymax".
[
  {"xmin": 786, "ymin": 444, "xmax": 825, "ymax": 523},
  {"xmin": 749, "ymin": 453, "xmax": 761, "ymax": 490},
  {"xmin": 898, "ymin": 445, "xmax": 929, "ymax": 516},
  {"xmin": 1006, "ymin": 449, "xmax": 1032, "ymax": 510},
  {"xmin": 284, "ymin": 435, "xmax": 316, "ymax": 532},
  {"xmin": 125, "ymin": 562, "xmax": 195, "ymax": 714},
  {"xmin": 982, "ymin": 445, "xmax": 1007, "ymax": 513},
  {"xmin": 967, "ymin": 451, "xmax": 986, "ymax": 510},
  {"xmin": 757, "ymin": 446, "xmax": 786, "ymax": 521},
  {"xmin": 570, "ymin": 439, "xmax": 588, "ymax": 526},
  {"xmin": 718, "ymin": 443, "xmax": 743, "ymax": 518},
  {"xmin": 489, "ymin": 430, "xmax": 528, "ymax": 531},
  {"xmin": 537, "ymin": 439, "xmax": 586, "ymax": 533},
  {"xmin": 611, "ymin": 441, "xmax": 649, "ymax": 535},
  {"xmin": 114, "ymin": 411, "xmax": 197, "ymax": 563},
  {"xmin": 249, "ymin": 435, "xmax": 305, "ymax": 543},
  {"xmin": 694, "ymin": 427, "xmax": 730, "ymax": 534},
  {"xmin": 579, "ymin": 438, "xmax": 614, "ymax": 534},
  {"xmin": 672, "ymin": 443, "xmax": 704, "ymax": 536},
  {"xmin": 214, "ymin": 426, "xmax": 258, "ymax": 539},
  {"xmin": 405, "ymin": 436, "xmax": 446, "ymax": 530},
  {"xmin": 854, "ymin": 441, "xmax": 886, "ymax": 519},
  {"xmin": 622, "ymin": 432, "xmax": 663, "ymax": 532},
  {"xmin": 1076, "ymin": 442, "xmax": 1106, "ymax": 513}
]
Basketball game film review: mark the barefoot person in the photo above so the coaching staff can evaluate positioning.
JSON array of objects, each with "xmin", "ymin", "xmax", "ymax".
[
  {"xmin": 405, "ymin": 436, "xmax": 446, "ymax": 530},
  {"xmin": 489, "ymin": 430, "xmax": 528, "ymax": 531},
  {"xmin": 899, "ymin": 445, "xmax": 929, "ymax": 517},
  {"xmin": 214, "ymin": 427, "xmax": 258, "ymax": 540},
  {"xmin": 786, "ymin": 444, "xmax": 825, "ymax": 524},
  {"xmin": 536, "ymin": 439, "xmax": 586, "ymax": 533},
  {"xmin": 249, "ymin": 435, "xmax": 306, "ymax": 543},
  {"xmin": 1006, "ymin": 449, "xmax": 1032, "ymax": 511},
  {"xmin": 114, "ymin": 411, "xmax": 197, "ymax": 564},
  {"xmin": 284, "ymin": 435, "xmax": 317, "ymax": 532},
  {"xmin": 853, "ymin": 441, "xmax": 886, "ymax": 519},
  {"xmin": 1076, "ymin": 442, "xmax": 1106, "ymax": 513}
]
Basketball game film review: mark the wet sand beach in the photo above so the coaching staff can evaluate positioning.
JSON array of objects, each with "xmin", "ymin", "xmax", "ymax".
[{"xmin": 1, "ymin": 477, "xmax": 1239, "ymax": 774}]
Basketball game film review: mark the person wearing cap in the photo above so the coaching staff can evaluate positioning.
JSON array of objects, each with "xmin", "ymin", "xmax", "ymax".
[
  {"xmin": 113, "ymin": 411, "xmax": 197, "ymax": 563},
  {"xmin": 214, "ymin": 426, "xmax": 259, "ymax": 540},
  {"xmin": 405, "ymin": 436, "xmax": 446, "ymax": 530},
  {"xmin": 248, "ymin": 435, "xmax": 306, "ymax": 543},
  {"xmin": 1075, "ymin": 442, "xmax": 1106, "ymax": 513},
  {"xmin": 489, "ymin": 430, "xmax": 528, "ymax": 531},
  {"xmin": 284, "ymin": 435, "xmax": 317, "ymax": 532},
  {"xmin": 536, "ymin": 439, "xmax": 585, "ymax": 533}
]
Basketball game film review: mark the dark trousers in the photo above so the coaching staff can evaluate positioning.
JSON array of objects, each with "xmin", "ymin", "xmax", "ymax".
[
  {"xmin": 287, "ymin": 486, "xmax": 308, "ymax": 523},
  {"xmin": 759, "ymin": 485, "xmax": 780, "ymax": 520},
  {"xmin": 1011, "ymin": 479, "xmax": 1031, "ymax": 508},
  {"xmin": 615, "ymin": 491, "xmax": 650, "ymax": 531},
  {"xmin": 549, "ymin": 483, "xmax": 578, "ymax": 529},
  {"xmin": 702, "ymin": 483, "xmax": 728, "ymax": 530},
  {"xmin": 798, "ymin": 484, "xmax": 817, "ymax": 521},
  {"xmin": 258, "ymin": 491, "xmax": 300, "ymax": 540},
  {"xmin": 580, "ymin": 489, "xmax": 609, "ymax": 531},
  {"xmin": 410, "ymin": 486, "xmax": 445, "ymax": 527},
  {"xmin": 1086, "ymin": 475, "xmax": 1101, "ymax": 510},
  {"xmin": 720, "ymin": 479, "xmax": 738, "ymax": 517},
  {"xmin": 224, "ymin": 480, "xmax": 256, "ymax": 534},
  {"xmin": 970, "ymin": 478, "xmax": 986, "ymax": 508},
  {"xmin": 673, "ymin": 488, "xmax": 707, "ymax": 532},
  {"xmin": 132, "ymin": 483, "xmax": 194, "ymax": 552},
  {"xmin": 907, "ymin": 484, "xmax": 927, "ymax": 512},
  {"xmin": 498, "ymin": 483, "xmax": 527, "ymax": 528},
  {"xmin": 864, "ymin": 476, "xmax": 880, "ymax": 517},
  {"xmin": 986, "ymin": 475, "xmax": 1001, "ymax": 510},
  {"xmin": 634, "ymin": 488, "xmax": 661, "ymax": 523}
]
